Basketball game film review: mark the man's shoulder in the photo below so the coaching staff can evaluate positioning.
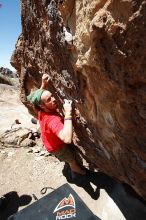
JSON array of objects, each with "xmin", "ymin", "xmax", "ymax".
[
  {"xmin": 49, "ymin": 114, "xmax": 63, "ymax": 123},
  {"xmin": 39, "ymin": 111, "xmax": 62, "ymax": 121}
]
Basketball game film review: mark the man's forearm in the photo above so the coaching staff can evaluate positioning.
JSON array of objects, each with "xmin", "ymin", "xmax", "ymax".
[
  {"xmin": 40, "ymin": 82, "xmax": 47, "ymax": 89},
  {"xmin": 62, "ymin": 118, "xmax": 73, "ymax": 143},
  {"xmin": 58, "ymin": 117, "xmax": 73, "ymax": 144},
  {"xmin": 58, "ymin": 100, "xmax": 73, "ymax": 143}
]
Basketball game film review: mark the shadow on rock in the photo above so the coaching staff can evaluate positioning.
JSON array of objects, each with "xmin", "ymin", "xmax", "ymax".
[
  {"xmin": 62, "ymin": 164, "xmax": 146, "ymax": 220},
  {"xmin": 0, "ymin": 191, "xmax": 32, "ymax": 220},
  {"xmin": 88, "ymin": 172, "xmax": 146, "ymax": 220},
  {"xmin": 62, "ymin": 164, "xmax": 100, "ymax": 200}
]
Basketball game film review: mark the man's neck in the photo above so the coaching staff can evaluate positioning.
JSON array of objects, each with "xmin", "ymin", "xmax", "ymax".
[{"xmin": 44, "ymin": 109, "xmax": 59, "ymax": 115}]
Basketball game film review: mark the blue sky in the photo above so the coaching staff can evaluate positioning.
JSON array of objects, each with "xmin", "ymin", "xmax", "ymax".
[{"xmin": 0, "ymin": 0, "xmax": 21, "ymax": 71}]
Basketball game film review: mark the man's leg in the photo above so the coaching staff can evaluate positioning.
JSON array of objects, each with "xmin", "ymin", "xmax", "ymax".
[
  {"xmin": 52, "ymin": 145, "xmax": 86, "ymax": 176},
  {"xmin": 0, "ymin": 196, "xmax": 7, "ymax": 209},
  {"xmin": 69, "ymin": 160, "xmax": 86, "ymax": 175}
]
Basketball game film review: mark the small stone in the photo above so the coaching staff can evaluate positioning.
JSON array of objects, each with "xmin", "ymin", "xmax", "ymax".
[
  {"xmin": 33, "ymin": 148, "xmax": 41, "ymax": 153},
  {"xmin": 39, "ymin": 151, "xmax": 45, "ymax": 156},
  {"xmin": 33, "ymin": 132, "xmax": 39, "ymax": 138},
  {"xmin": 28, "ymin": 133, "xmax": 33, "ymax": 139},
  {"xmin": 1, "ymin": 150, "xmax": 6, "ymax": 154},
  {"xmin": 8, "ymin": 152, "xmax": 15, "ymax": 157},
  {"xmin": 45, "ymin": 152, "xmax": 51, "ymax": 157},
  {"xmin": 27, "ymin": 148, "xmax": 33, "ymax": 153}
]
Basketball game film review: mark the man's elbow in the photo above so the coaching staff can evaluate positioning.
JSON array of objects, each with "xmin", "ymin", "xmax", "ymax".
[
  {"xmin": 58, "ymin": 131, "xmax": 72, "ymax": 144},
  {"xmin": 64, "ymin": 138, "xmax": 72, "ymax": 144}
]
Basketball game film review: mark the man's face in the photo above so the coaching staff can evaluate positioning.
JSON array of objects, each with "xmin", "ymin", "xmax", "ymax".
[{"xmin": 40, "ymin": 90, "xmax": 57, "ymax": 111}]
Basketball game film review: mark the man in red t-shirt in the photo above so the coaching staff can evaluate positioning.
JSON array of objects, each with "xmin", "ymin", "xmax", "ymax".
[{"xmin": 27, "ymin": 74, "xmax": 86, "ymax": 177}]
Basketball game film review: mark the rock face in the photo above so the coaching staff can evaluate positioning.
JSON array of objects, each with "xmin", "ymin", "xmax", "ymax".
[{"xmin": 11, "ymin": 0, "xmax": 146, "ymax": 199}]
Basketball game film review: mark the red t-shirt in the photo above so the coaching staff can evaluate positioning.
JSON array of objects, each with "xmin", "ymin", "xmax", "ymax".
[{"xmin": 38, "ymin": 111, "xmax": 64, "ymax": 152}]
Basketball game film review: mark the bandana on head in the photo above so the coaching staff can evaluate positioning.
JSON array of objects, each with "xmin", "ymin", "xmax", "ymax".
[{"xmin": 27, "ymin": 89, "xmax": 44, "ymax": 106}]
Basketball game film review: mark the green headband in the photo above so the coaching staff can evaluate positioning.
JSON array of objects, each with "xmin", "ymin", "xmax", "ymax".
[{"xmin": 27, "ymin": 88, "xmax": 44, "ymax": 106}]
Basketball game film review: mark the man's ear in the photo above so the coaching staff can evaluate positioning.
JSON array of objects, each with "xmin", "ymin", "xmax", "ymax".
[
  {"xmin": 39, "ymin": 103, "xmax": 48, "ymax": 111},
  {"xmin": 39, "ymin": 104, "xmax": 45, "ymax": 110}
]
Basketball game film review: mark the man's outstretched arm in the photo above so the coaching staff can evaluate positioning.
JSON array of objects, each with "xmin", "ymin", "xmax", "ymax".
[{"xmin": 40, "ymin": 74, "xmax": 50, "ymax": 89}]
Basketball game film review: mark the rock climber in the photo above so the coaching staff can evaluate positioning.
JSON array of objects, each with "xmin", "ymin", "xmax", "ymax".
[{"xmin": 27, "ymin": 74, "xmax": 86, "ymax": 180}]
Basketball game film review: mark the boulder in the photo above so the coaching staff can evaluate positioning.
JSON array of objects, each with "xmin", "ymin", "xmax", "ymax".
[
  {"xmin": 0, "ymin": 128, "xmax": 34, "ymax": 148},
  {"xmin": 11, "ymin": 0, "xmax": 146, "ymax": 199},
  {"xmin": 20, "ymin": 138, "xmax": 36, "ymax": 148}
]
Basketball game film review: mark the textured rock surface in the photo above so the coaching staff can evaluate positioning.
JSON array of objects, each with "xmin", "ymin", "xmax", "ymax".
[
  {"xmin": 11, "ymin": 0, "xmax": 146, "ymax": 199},
  {"xmin": 0, "ymin": 127, "xmax": 40, "ymax": 148}
]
